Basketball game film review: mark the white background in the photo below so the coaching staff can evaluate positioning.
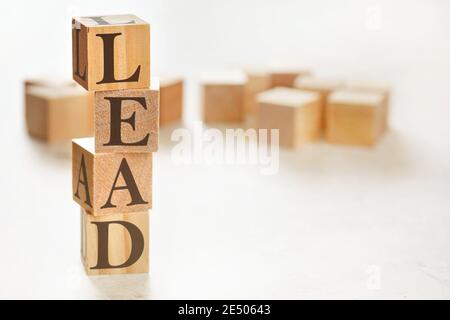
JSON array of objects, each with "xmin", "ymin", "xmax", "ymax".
[{"xmin": 1, "ymin": 0, "xmax": 450, "ymax": 299}]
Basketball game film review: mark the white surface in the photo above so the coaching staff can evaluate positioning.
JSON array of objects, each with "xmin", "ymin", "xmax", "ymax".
[
  {"xmin": 73, "ymin": 137, "xmax": 94, "ymax": 153},
  {"xmin": 27, "ymin": 85, "xmax": 86, "ymax": 99},
  {"xmin": 75, "ymin": 14, "xmax": 148, "ymax": 27},
  {"xmin": 159, "ymin": 76, "xmax": 183, "ymax": 87},
  {"xmin": 344, "ymin": 80, "xmax": 391, "ymax": 94},
  {"xmin": 0, "ymin": 0, "xmax": 450, "ymax": 299},
  {"xmin": 199, "ymin": 71, "xmax": 248, "ymax": 85},
  {"xmin": 329, "ymin": 90, "xmax": 385, "ymax": 106},
  {"xmin": 257, "ymin": 87, "xmax": 319, "ymax": 108},
  {"xmin": 294, "ymin": 76, "xmax": 345, "ymax": 92}
]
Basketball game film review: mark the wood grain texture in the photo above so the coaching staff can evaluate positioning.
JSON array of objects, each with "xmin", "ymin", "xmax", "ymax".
[
  {"xmin": 326, "ymin": 90, "xmax": 384, "ymax": 147},
  {"xmin": 294, "ymin": 76, "xmax": 344, "ymax": 128},
  {"xmin": 343, "ymin": 81, "xmax": 391, "ymax": 133},
  {"xmin": 94, "ymin": 87, "xmax": 159, "ymax": 153},
  {"xmin": 244, "ymin": 71, "xmax": 272, "ymax": 117},
  {"xmin": 257, "ymin": 88, "xmax": 320, "ymax": 148},
  {"xmin": 160, "ymin": 78, "xmax": 183, "ymax": 126},
  {"xmin": 72, "ymin": 15, "xmax": 150, "ymax": 91},
  {"xmin": 81, "ymin": 208, "xmax": 149, "ymax": 275},
  {"xmin": 203, "ymin": 84, "xmax": 244, "ymax": 123},
  {"xmin": 72, "ymin": 138, "xmax": 152, "ymax": 215},
  {"xmin": 25, "ymin": 85, "xmax": 93, "ymax": 143}
]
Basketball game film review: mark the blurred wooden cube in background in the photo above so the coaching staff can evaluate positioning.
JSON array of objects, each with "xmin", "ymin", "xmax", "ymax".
[
  {"xmin": 242, "ymin": 69, "xmax": 272, "ymax": 128},
  {"xmin": 24, "ymin": 76, "xmax": 78, "ymax": 91},
  {"xmin": 344, "ymin": 80, "xmax": 391, "ymax": 132},
  {"xmin": 243, "ymin": 69, "xmax": 272, "ymax": 115},
  {"xmin": 270, "ymin": 66, "xmax": 311, "ymax": 88},
  {"xmin": 326, "ymin": 90, "xmax": 385, "ymax": 147},
  {"xmin": 81, "ymin": 208, "xmax": 149, "ymax": 275},
  {"xmin": 159, "ymin": 77, "xmax": 183, "ymax": 126},
  {"xmin": 294, "ymin": 76, "xmax": 344, "ymax": 128},
  {"xmin": 25, "ymin": 83, "xmax": 93, "ymax": 144},
  {"xmin": 202, "ymin": 72, "xmax": 246, "ymax": 123},
  {"xmin": 257, "ymin": 87, "xmax": 320, "ymax": 148}
]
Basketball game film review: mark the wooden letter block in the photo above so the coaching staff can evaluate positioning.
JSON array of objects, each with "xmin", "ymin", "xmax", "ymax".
[
  {"xmin": 81, "ymin": 208, "xmax": 149, "ymax": 275},
  {"xmin": 72, "ymin": 14, "xmax": 150, "ymax": 91},
  {"xmin": 72, "ymin": 137, "xmax": 152, "ymax": 215},
  {"xmin": 294, "ymin": 76, "xmax": 344, "ymax": 127},
  {"xmin": 159, "ymin": 77, "xmax": 183, "ymax": 126},
  {"xmin": 270, "ymin": 67, "xmax": 311, "ymax": 88},
  {"xmin": 94, "ymin": 84, "xmax": 159, "ymax": 153},
  {"xmin": 326, "ymin": 90, "xmax": 385, "ymax": 147},
  {"xmin": 257, "ymin": 87, "xmax": 320, "ymax": 148},
  {"xmin": 25, "ymin": 85, "xmax": 93, "ymax": 143},
  {"xmin": 202, "ymin": 73, "xmax": 246, "ymax": 123}
]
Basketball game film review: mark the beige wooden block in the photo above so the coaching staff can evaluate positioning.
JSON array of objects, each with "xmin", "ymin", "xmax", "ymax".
[
  {"xmin": 326, "ymin": 90, "xmax": 385, "ymax": 147},
  {"xmin": 344, "ymin": 80, "xmax": 391, "ymax": 132},
  {"xmin": 294, "ymin": 76, "xmax": 344, "ymax": 127},
  {"xmin": 25, "ymin": 85, "xmax": 93, "ymax": 143},
  {"xmin": 270, "ymin": 67, "xmax": 311, "ymax": 88},
  {"xmin": 94, "ymin": 81, "xmax": 159, "ymax": 153},
  {"xmin": 72, "ymin": 14, "xmax": 150, "ymax": 91},
  {"xmin": 202, "ymin": 73, "xmax": 246, "ymax": 123},
  {"xmin": 257, "ymin": 87, "xmax": 320, "ymax": 148},
  {"xmin": 24, "ymin": 76, "xmax": 78, "ymax": 91},
  {"xmin": 81, "ymin": 208, "xmax": 149, "ymax": 275},
  {"xmin": 159, "ymin": 77, "xmax": 183, "ymax": 126},
  {"xmin": 72, "ymin": 137, "xmax": 152, "ymax": 215},
  {"xmin": 243, "ymin": 70, "xmax": 272, "ymax": 116}
]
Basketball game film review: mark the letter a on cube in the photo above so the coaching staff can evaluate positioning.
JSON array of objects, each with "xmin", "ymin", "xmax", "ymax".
[{"xmin": 72, "ymin": 137, "xmax": 152, "ymax": 215}]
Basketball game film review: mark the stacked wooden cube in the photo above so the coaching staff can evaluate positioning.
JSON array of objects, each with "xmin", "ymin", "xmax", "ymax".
[{"xmin": 71, "ymin": 14, "xmax": 159, "ymax": 275}]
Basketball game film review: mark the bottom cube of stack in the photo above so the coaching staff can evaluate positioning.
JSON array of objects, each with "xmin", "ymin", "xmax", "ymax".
[{"xmin": 80, "ymin": 208, "xmax": 149, "ymax": 275}]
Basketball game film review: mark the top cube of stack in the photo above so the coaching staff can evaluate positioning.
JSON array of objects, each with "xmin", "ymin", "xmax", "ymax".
[{"xmin": 72, "ymin": 14, "xmax": 150, "ymax": 91}]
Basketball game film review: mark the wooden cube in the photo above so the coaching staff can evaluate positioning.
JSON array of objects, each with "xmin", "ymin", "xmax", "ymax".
[
  {"xmin": 72, "ymin": 14, "xmax": 150, "ymax": 91},
  {"xmin": 94, "ymin": 82, "xmax": 159, "ymax": 153},
  {"xmin": 72, "ymin": 137, "xmax": 152, "ymax": 215},
  {"xmin": 344, "ymin": 80, "xmax": 391, "ymax": 132},
  {"xmin": 159, "ymin": 77, "xmax": 183, "ymax": 126},
  {"xmin": 270, "ymin": 67, "xmax": 311, "ymax": 88},
  {"xmin": 326, "ymin": 90, "xmax": 385, "ymax": 147},
  {"xmin": 294, "ymin": 76, "xmax": 344, "ymax": 127},
  {"xmin": 81, "ymin": 208, "xmax": 149, "ymax": 275},
  {"xmin": 25, "ymin": 85, "xmax": 93, "ymax": 143},
  {"xmin": 257, "ymin": 87, "xmax": 320, "ymax": 148},
  {"xmin": 24, "ymin": 76, "xmax": 77, "ymax": 91},
  {"xmin": 243, "ymin": 70, "xmax": 272, "ymax": 116},
  {"xmin": 202, "ymin": 73, "xmax": 246, "ymax": 123}
]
